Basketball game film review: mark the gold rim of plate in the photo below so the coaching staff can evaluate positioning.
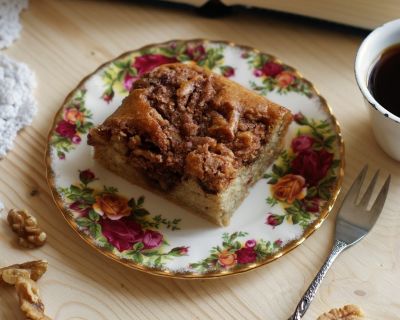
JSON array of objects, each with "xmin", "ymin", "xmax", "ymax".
[{"xmin": 45, "ymin": 39, "xmax": 345, "ymax": 279}]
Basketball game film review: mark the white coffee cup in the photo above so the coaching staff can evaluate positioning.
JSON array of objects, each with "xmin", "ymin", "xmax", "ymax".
[{"xmin": 355, "ymin": 19, "xmax": 400, "ymax": 161}]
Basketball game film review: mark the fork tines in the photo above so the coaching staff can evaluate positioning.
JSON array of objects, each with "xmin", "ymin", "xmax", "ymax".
[{"xmin": 348, "ymin": 165, "xmax": 391, "ymax": 212}]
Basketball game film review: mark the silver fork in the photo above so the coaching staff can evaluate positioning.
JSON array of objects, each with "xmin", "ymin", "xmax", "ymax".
[{"xmin": 288, "ymin": 165, "xmax": 391, "ymax": 320}]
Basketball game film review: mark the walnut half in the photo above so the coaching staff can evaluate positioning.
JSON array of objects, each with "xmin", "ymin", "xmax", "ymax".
[
  {"xmin": 317, "ymin": 305, "xmax": 364, "ymax": 320},
  {"xmin": 7, "ymin": 209, "xmax": 47, "ymax": 248},
  {"xmin": 0, "ymin": 260, "xmax": 48, "ymax": 285},
  {"xmin": 15, "ymin": 276, "xmax": 51, "ymax": 320},
  {"xmin": 0, "ymin": 260, "xmax": 51, "ymax": 320}
]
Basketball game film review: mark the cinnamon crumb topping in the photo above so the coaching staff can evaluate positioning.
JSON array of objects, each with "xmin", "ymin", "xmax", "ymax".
[{"xmin": 88, "ymin": 63, "xmax": 291, "ymax": 192}]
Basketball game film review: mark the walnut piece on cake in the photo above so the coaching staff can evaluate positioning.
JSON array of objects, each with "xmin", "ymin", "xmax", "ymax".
[{"xmin": 88, "ymin": 63, "xmax": 292, "ymax": 226}]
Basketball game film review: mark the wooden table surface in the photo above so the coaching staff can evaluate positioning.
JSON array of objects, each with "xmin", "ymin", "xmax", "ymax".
[{"xmin": 1, "ymin": 1, "xmax": 400, "ymax": 319}]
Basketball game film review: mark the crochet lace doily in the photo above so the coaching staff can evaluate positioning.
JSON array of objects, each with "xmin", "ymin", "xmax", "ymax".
[
  {"xmin": 0, "ymin": 0, "xmax": 28, "ymax": 49},
  {"xmin": 0, "ymin": 53, "xmax": 37, "ymax": 158}
]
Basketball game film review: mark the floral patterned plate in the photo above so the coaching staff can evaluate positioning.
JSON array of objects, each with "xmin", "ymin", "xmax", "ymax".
[{"xmin": 46, "ymin": 39, "xmax": 344, "ymax": 278}]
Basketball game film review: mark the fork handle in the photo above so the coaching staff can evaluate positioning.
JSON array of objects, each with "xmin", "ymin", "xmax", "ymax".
[{"xmin": 288, "ymin": 239, "xmax": 348, "ymax": 320}]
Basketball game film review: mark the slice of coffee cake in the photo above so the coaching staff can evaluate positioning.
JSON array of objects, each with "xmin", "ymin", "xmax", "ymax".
[{"xmin": 88, "ymin": 63, "xmax": 292, "ymax": 226}]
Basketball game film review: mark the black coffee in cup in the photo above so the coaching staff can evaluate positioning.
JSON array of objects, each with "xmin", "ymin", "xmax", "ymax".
[{"xmin": 368, "ymin": 43, "xmax": 400, "ymax": 117}]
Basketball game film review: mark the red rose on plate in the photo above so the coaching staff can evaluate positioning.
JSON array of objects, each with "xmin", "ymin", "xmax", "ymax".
[
  {"xmin": 55, "ymin": 120, "xmax": 77, "ymax": 139},
  {"xmin": 222, "ymin": 66, "xmax": 235, "ymax": 78},
  {"xmin": 305, "ymin": 197, "xmax": 321, "ymax": 213},
  {"xmin": 265, "ymin": 214, "xmax": 284, "ymax": 227},
  {"xmin": 178, "ymin": 246, "xmax": 189, "ymax": 255},
  {"xmin": 293, "ymin": 112, "xmax": 307, "ymax": 125},
  {"xmin": 69, "ymin": 200, "xmax": 90, "ymax": 216},
  {"xmin": 168, "ymin": 246, "xmax": 189, "ymax": 256},
  {"xmin": 185, "ymin": 44, "xmax": 206, "ymax": 61},
  {"xmin": 291, "ymin": 135, "xmax": 314, "ymax": 153},
  {"xmin": 100, "ymin": 218, "xmax": 143, "ymax": 252},
  {"xmin": 142, "ymin": 229, "xmax": 163, "ymax": 249},
  {"xmin": 133, "ymin": 54, "xmax": 178, "ymax": 76},
  {"xmin": 262, "ymin": 61, "xmax": 283, "ymax": 77},
  {"xmin": 102, "ymin": 90, "xmax": 114, "ymax": 103},
  {"xmin": 236, "ymin": 247, "xmax": 257, "ymax": 264},
  {"xmin": 291, "ymin": 149, "xmax": 334, "ymax": 186},
  {"xmin": 79, "ymin": 169, "xmax": 96, "ymax": 185}
]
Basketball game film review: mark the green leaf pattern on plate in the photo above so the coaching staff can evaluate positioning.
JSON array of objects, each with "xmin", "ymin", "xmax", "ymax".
[
  {"xmin": 59, "ymin": 170, "xmax": 188, "ymax": 269},
  {"xmin": 264, "ymin": 113, "xmax": 340, "ymax": 229}
]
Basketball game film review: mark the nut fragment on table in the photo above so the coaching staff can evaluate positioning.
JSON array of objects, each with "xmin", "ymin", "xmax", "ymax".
[
  {"xmin": 1, "ymin": 268, "xmax": 31, "ymax": 285},
  {"xmin": 0, "ymin": 260, "xmax": 48, "ymax": 285},
  {"xmin": 7, "ymin": 209, "xmax": 47, "ymax": 248},
  {"xmin": 15, "ymin": 276, "xmax": 51, "ymax": 320},
  {"xmin": 0, "ymin": 260, "xmax": 51, "ymax": 319},
  {"xmin": 317, "ymin": 305, "xmax": 364, "ymax": 320}
]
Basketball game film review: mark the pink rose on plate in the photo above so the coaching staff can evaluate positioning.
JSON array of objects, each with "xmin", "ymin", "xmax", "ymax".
[
  {"xmin": 133, "ymin": 54, "xmax": 178, "ymax": 76},
  {"xmin": 123, "ymin": 73, "xmax": 137, "ymax": 91},
  {"xmin": 245, "ymin": 239, "xmax": 256, "ymax": 248},
  {"xmin": 253, "ymin": 69, "xmax": 263, "ymax": 77},
  {"xmin": 71, "ymin": 135, "xmax": 81, "ymax": 144},
  {"xmin": 262, "ymin": 61, "xmax": 283, "ymax": 77},
  {"xmin": 100, "ymin": 218, "xmax": 143, "ymax": 252},
  {"xmin": 291, "ymin": 135, "xmax": 314, "ymax": 153},
  {"xmin": 142, "ymin": 230, "xmax": 163, "ymax": 249},
  {"xmin": 55, "ymin": 120, "xmax": 76, "ymax": 139},
  {"xmin": 235, "ymin": 247, "xmax": 257, "ymax": 264},
  {"xmin": 291, "ymin": 149, "xmax": 334, "ymax": 186}
]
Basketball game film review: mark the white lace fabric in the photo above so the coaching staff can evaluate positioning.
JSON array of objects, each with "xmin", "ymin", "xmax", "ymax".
[{"xmin": 0, "ymin": 0, "xmax": 36, "ymax": 159}]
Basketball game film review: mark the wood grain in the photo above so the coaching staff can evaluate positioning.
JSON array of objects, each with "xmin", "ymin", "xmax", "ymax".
[
  {"xmin": 170, "ymin": 0, "xmax": 400, "ymax": 29},
  {"xmin": 1, "ymin": 1, "xmax": 400, "ymax": 319}
]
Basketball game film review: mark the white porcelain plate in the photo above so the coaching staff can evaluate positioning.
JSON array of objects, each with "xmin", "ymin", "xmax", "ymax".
[{"xmin": 46, "ymin": 39, "xmax": 344, "ymax": 278}]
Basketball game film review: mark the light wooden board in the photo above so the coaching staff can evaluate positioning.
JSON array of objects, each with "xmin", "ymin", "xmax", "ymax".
[
  {"xmin": 168, "ymin": 0, "xmax": 400, "ymax": 30},
  {"xmin": 1, "ymin": 1, "xmax": 400, "ymax": 319}
]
